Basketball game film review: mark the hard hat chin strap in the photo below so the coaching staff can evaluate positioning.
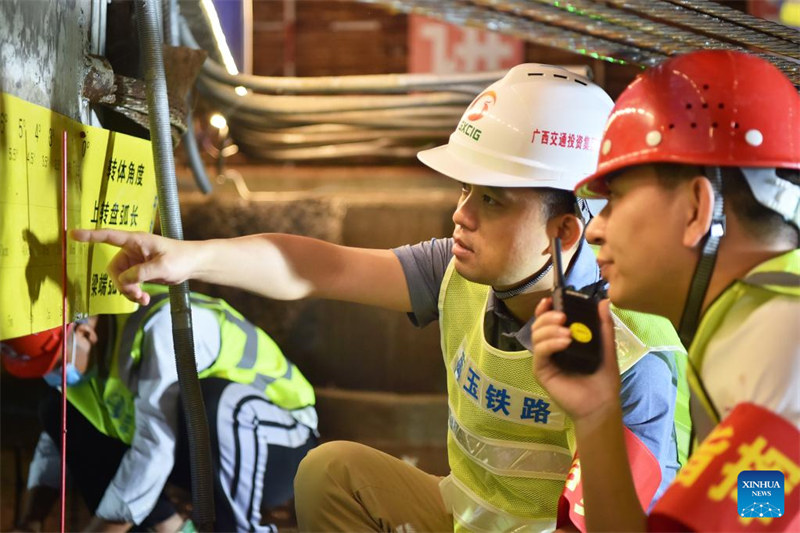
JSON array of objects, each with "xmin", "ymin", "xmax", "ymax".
[
  {"xmin": 678, "ymin": 166, "xmax": 726, "ymax": 347},
  {"xmin": 576, "ymin": 197, "xmax": 592, "ymax": 223},
  {"xmin": 494, "ymin": 262, "xmax": 553, "ymax": 300},
  {"xmin": 495, "ymin": 197, "xmax": 592, "ymax": 301}
]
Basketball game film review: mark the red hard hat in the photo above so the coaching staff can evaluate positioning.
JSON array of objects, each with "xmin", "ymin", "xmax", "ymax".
[
  {"xmin": 1, "ymin": 326, "xmax": 70, "ymax": 378},
  {"xmin": 576, "ymin": 50, "xmax": 800, "ymax": 197}
]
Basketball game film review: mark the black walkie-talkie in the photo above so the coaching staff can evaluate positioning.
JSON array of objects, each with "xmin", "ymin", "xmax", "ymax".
[{"xmin": 550, "ymin": 237, "xmax": 602, "ymax": 374}]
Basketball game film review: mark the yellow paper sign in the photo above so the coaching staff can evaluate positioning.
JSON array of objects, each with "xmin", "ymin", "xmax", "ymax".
[{"xmin": 0, "ymin": 93, "xmax": 159, "ymax": 340}]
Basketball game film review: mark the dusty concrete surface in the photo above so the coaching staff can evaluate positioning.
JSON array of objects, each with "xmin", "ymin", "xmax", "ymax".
[{"xmin": 0, "ymin": 0, "xmax": 98, "ymax": 122}]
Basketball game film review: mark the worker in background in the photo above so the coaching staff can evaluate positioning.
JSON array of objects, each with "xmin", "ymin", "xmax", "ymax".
[
  {"xmin": 531, "ymin": 50, "xmax": 800, "ymax": 531},
  {"xmin": 2, "ymin": 284, "xmax": 317, "ymax": 533},
  {"xmin": 72, "ymin": 64, "xmax": 689, "ymax": 532}
]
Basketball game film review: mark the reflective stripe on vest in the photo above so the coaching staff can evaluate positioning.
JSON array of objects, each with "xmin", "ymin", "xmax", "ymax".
[
  {"xmin": 439, "ymin": 474, "xmax": 557, "ymax": 533},
  {"xmin": 179, "ymin": 292, "xmax": 300, "ymax": 394},
  {"xmin": 448, "ymin": 410, "xmax": 573, "ymax": 480},
  {"xmin": 138, "ymin": 285, "xmax": 314, "ymax": 410}
]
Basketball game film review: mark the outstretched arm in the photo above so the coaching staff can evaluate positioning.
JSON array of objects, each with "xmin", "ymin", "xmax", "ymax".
[
  {"xmin": 532, "ymin": 299, "xmax": 647, "ymax": 531},
  {"xmin": 70, "ymin": 230, "xmax": 411, "ymax": 312}
]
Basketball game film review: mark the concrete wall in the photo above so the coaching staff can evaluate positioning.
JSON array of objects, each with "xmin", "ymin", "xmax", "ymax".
[{"xmin": 0, "ymin": 0, "xmax": 105, "ymax": 122}]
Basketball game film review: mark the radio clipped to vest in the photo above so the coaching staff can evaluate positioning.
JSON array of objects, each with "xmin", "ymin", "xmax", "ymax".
[{"xmin": 550, "ymin": 237, "xmax": 602, "ymax": 374}]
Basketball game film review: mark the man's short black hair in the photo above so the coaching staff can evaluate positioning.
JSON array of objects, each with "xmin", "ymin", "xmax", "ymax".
[
  {"xmin": 537, "ymin": 188, "xmax": 578, "ymax": 222},
  {"xmin": 654, "ymin": 163, "xmax": 799, "ymax": 246}
]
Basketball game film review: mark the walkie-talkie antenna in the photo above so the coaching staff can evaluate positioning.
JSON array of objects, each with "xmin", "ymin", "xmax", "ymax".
[
  {"xmin": 552, "ymin": 236, "xmax": 567, "ymax": 289},
  {"xmin": 548, "ymin": 235, "xmax": 603, "ymax": 374}
]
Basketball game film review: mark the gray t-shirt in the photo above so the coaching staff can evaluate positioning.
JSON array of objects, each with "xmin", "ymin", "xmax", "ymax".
[{"xmin": 393, "ymin": 237, "xmax": 681, "ymax": 506}]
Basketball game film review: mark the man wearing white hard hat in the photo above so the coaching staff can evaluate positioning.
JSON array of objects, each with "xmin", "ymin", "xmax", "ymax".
[{"xmin": 72, "ymin": 64, "xmax": 688, "ymax": 532}]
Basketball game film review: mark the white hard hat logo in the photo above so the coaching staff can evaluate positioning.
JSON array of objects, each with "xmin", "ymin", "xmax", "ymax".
[{"xmin": 466, "ymin": 90, "xmax": 497, "ymax": 121}]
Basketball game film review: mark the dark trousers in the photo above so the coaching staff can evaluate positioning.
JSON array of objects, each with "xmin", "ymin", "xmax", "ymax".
[{"xmin": 40, "ymin": 378, "xmax": 317, "ymax": 531}]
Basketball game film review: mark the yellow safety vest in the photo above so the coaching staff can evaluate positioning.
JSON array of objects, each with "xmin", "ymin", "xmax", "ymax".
[
  {"xmin": 687, "ymin": 250, "xmax": 800, "ymax": 429},
  {"xmin": 438, "ymin": 260, "xmax": 688, "ymax": 532},
  {"xmin": 67, "ymin": 285, "xmax": 315, "ymax": 444}
]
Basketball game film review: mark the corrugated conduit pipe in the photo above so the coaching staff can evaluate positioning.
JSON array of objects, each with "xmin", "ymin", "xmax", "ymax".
[
  {"xmin": 166, "ymin": 0, "xmax": 213, "ymax": 194},
  {"xmin": 135, "ymin": 1, "xmax": 215, "ymax": 530}
]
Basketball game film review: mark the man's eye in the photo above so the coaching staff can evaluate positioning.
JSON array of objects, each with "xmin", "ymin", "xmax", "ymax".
[
  {"xmin": 482, "ymin": 194, "xmax": 498, "ymax": 206},
  {"xmin": 460, "ymin": 183, "xmax": 471, "ymax": 193}
]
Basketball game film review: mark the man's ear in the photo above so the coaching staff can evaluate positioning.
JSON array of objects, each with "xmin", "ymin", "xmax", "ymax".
[
  {"xmin": 684, "ymin": 177, "xmax": 715, "ymax": 248},
  {"xmin": 546, "ymin": 214, "xmax": 584, "ymax": 253}
]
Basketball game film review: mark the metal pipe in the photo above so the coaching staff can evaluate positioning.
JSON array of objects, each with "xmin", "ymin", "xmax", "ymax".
[
  {"xmin": 134, "ymin": 1, "xmax": 215, "ymax": 530},
  {"xmin": 198, "ymin": 76, "xmax": 474, "ymax": 115},
  {"xmin": 478, "ymin": 0, "xmax": 800, "ymax": 81},
  {"xmin": 234, "ymin": 124, "xmax": 451, "ymax": 144},
  {"xmin": 229, "ymin": 107, "xmax": 465, "ymax": 129},
  {"xmin": 667, "ymin": 0, "xmax": 800, "ymax": 45},
  {"xmin": 474, "ymin": 0, "xmax": 695, "ymax": 56},
  {"xmin": 200, "ymin": 57, "xmax": 509, "ymax": 94},
  {"xmin": 182, "ymin": 14, "xmax": 508, "ymax": 94},
  {"xmin": 356, "ymin": 0, "xmax": 664, "ymax": 65},
  {"xmin": 164, "ymin": 0, "xmax": 180, "ymax": 46},
  {"xmin": 171, "ymin": 5, "xmax": 213, "ymax": 194},
  {"xmin": 182, "ymin": 102, "xmax": 214, "ymax": 194},
  {"xmin": 357, "ymin": 0, "xmax": 800, "ymax": 84},
  {"xmin": 519, "ymin": 0, "xmax": 737, "ymax": 52},
  {"xmin": 603, "ymin": 1, "xmax": 800, "ymax": 70},
  {"xmin": 234, "ymin": 138, "xmax": 427, "ymax": 160}
]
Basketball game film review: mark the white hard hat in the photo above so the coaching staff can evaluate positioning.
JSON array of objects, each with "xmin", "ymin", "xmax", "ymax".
[{"xmin": 418, "ymin": 63, "xmax": 614, "ymax": 190}]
